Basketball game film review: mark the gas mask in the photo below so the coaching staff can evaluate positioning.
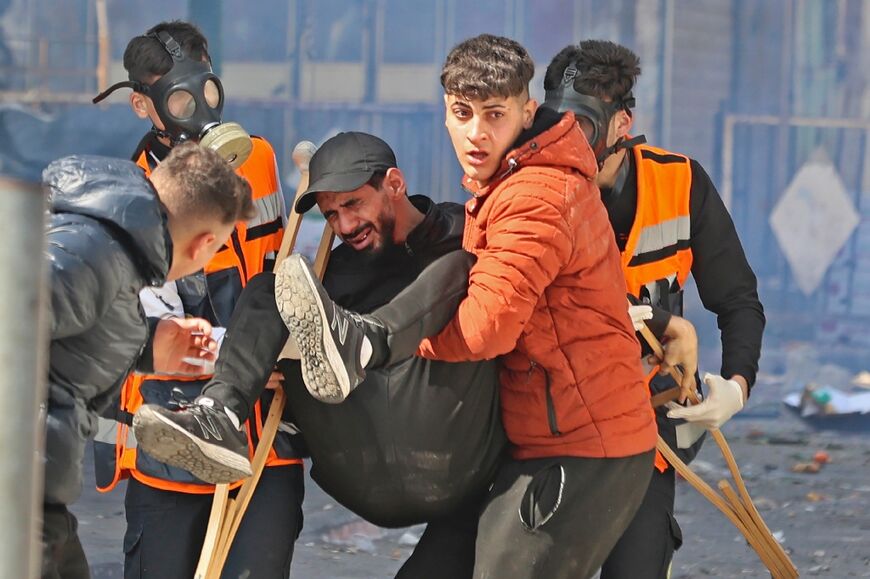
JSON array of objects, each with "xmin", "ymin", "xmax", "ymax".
[
  {"xmin": 93, "ymin": 31, "xmax": 252, "ymax": 168},
  {"xmin": 543, "ymin": 64, "xmax": 646, "ymax": 168}
]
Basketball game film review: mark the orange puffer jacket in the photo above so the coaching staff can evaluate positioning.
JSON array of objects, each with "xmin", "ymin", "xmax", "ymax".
[{"xmin": 419, "ymin": 111, "xmax": 657, "ymax": 460}]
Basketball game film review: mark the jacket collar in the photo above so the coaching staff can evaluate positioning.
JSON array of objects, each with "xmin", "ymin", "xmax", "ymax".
[{"xmin": 405, "ymin": 194, "xmax": 463, "ymax": 254}]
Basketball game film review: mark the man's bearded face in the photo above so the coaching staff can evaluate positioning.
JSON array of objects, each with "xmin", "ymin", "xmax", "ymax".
[{"xmin": 317, "ymin": 184, "xmax": 398, "ymax": 255}]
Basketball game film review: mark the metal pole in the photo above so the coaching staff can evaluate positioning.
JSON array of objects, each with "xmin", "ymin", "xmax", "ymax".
[
  {"xmin": 95, "ymin": 0, "xmax": 110, "ymax": 93},
  {"xmin": 0, "ymin": 176, "xmax": 48, "ymax": 579},
  {"xmin": 660, "ymin": 0, "xmax": 675, "ymax": 149},
  {"xmin": 189, "ymin": 0, "xmax": 223, "ymax": 75},
  {"xmin": 721, "ymin": 115, "xmax": 735, "ymax": 210}
]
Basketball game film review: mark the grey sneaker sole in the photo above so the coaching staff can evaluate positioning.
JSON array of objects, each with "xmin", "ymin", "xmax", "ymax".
[
  {"xmin": 275, "ymin": 254, "xmax": 350, "ymax": 403},
  {"xmin": 133, "ymin": 405, "xmax": 252, "ymax": 484}
]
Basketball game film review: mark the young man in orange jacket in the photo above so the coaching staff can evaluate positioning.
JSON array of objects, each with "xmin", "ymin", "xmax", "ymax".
[
  {"xmin": 541, "ymin": 40, "xmax": 765, "ymax": 578},
  {"xmin": 276, "ymin": 34, "xmax": 658, "ymax": 578},
  {"xmin": 91, "ymin": 20, "xmax": 303, "ymax": 579}
]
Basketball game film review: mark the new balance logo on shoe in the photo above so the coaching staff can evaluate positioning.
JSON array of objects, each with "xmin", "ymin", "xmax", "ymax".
[
  {"xmin": 194, "ymin": 413, "xmax": 224, "ymax": 441},
  {"xmin": 331, "ymin": 303, "xmax": 349, "ymax": 345}
]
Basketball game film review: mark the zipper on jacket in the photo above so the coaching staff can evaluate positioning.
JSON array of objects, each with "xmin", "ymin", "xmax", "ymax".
[
  {"xmin": 529, "ymin": 361, "xmax": 561, "ymax": 436},
  {"xmin": 492, "ymin": 157, "xmax": 519, "ymax": 185},
  {"xmin": 466, "ymin": 157, "xmax": 520, "ymax": 200}
]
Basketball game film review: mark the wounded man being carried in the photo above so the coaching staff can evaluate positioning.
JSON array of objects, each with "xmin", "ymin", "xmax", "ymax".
[{"xmin": 133, "ymin": 131, "xmax": 506, "ymax": 577}]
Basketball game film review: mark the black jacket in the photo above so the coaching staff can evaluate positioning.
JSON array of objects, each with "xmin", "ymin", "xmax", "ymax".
[
  {"xmin": 43, "ymin": 155, "xmax": 170, "ymax": 505},
  {"xmin": 209, "ymin": 195, "xmax": 505, "ymax": 527}
]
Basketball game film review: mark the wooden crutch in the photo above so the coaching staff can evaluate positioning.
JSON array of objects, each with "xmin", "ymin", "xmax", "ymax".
[
  {"xmin": 639, "ymin": 322, "xmax": 798, "ymax": 578},
  {"xmin": 195, "ymin": 141, "xmax": 335, "ymax": 578}
]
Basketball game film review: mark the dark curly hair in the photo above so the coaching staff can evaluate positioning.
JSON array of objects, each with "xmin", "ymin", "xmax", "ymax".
[
  {"xmin": 123, "ymin": 20, "xmax": 210, "ymax": 84},
  {"xmin": 543, "ymin": 40, "xmax": 640, "ymax": 103},
  {"xmin": 441, "ymin": 34, "xmax": 535, "ymax": 100}
]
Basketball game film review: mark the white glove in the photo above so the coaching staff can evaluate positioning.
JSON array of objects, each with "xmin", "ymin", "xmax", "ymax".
[
  {"xmin": 666, "ymin": 373, "xmax": 744, "ymax": 429},
  {"xmin": 628, "ymin": 304, "xmax": 653, "ymax": 331}
]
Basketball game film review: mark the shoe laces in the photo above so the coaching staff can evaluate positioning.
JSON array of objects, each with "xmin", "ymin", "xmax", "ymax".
[{"xmin": 168, "ymin": 388, "xmax": 197, "ymax": 411}]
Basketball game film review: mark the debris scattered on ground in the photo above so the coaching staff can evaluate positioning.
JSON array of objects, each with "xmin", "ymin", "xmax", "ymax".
[
  {"xmin": 766, "ymin": 435, "xmax": 809, "ymax": 445},
  {"xmin": 397, "ymin": 531, "xmax": 420, "ymax": 546},
  {"xmin": 851, "ymin": 371, "xmax": 870, "ymax": 388},
  {"xmin": 813, "ymin": 450, "xmax": 830, "ymax": 464},
  {"xmin": 792, "ymin": 461, "xmax": 822, "ymax": 474},
  {"xmin": 320, "ymin": 520, "xmax": 384, "ymax": 554},
  {"xmin": 785, "ymin": 383, "xmax": 870, "ymax": 417},
  {"xmin": 772, "ymin": 530, "xmax": 786, "ymax": 544},
  {"xmin": 747, "ymin": 428, "xmax": 766, "ymax": 440},
  {"xmin": 753, "ymin": 497, "xmax": 778, "ymax": 511}
]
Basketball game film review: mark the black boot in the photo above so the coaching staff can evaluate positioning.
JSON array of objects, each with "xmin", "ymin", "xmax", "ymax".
[
  {"xmin": 274, "ymin": 251, "xmax": 474, "ymax": 402},
  {"xmin": 133, "ymin": 395, "xmax": 252, "ymax": 484},
  {"xmin": 275, "ymin": 254, "xmax": 383, "ymax": 403}
]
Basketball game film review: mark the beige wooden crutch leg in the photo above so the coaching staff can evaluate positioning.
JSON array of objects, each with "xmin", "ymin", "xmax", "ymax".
[
  {"xmin": 638, "ymin": 322, "xmax": 798, "ymax": 578},
  {"xmin": 196, "ymin": 141, "xmax": 327, "ymax": 579}
]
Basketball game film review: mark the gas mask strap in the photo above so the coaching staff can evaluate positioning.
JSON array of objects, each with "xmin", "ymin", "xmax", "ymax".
[
  {"xmin": 561, "ymin": 64, "xmax": 578, "ymax": 87},
  {"xmin": 149, "ymin": 125, "xmax": 174, "ymax": 143},
  {"xmin": 92, "ymin": 80, "xmax": 144, "ymax": 104},
  {"xmin": 149, "ymin": 31, "xmax": 185, "ymax": 63},
  {"xmin": 616, "ymin": 134, "xmax": 647, "ymax": 151},
  {"xmin": 596, "ymin": 134, "xmax": 647, "ymax": 168}
]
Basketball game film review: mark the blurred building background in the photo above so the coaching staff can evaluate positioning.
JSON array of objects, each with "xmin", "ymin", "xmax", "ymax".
[{"xmin": 1, "ymin": 0, "xmax": 868, "ymax": 371}]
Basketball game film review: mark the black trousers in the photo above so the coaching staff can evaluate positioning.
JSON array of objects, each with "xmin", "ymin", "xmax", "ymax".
[
  {"xmin": 472, "ymin": 452, "xmax": 654, "ymax": 579},
  {"xmin": 123, "ymin": 464, "xmax": 304, "ymax": 579},
  {"xmin": 600, "ymin": 467, "xmax": 682, "ymax": 579},
  {"xmin": 395, "ymin": 505, "xmax": 480, "ymax": 579},
  {"xmin": 204, "ymin": 252, "xmax": 475, "ymax": 422},
  {"xmin": 42, "ymin": 503, "xmax": 90, "ymax": 579}
]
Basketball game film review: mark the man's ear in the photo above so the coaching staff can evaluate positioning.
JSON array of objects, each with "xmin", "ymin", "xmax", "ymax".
[
  {"xmin": 523, "ymin": 98, "xmax": 538, "ymax": 129},
  {"xmin": 188, "ymin": 231, "xmax": 217, "ymax": 262},
  {"xmin": 384, "ymin": 167, "xmax": 407, "ymax": 197},
  {"xmin": 443, "ymin": 93, "xmax": 451, "ymax": 128},
  {"xmin": 613, "ymin": 110, "xmax": 634, "ymax": 140},
  {"xmin": 130, "ymin": 92, "xmax": 151, "ymax": 120}
]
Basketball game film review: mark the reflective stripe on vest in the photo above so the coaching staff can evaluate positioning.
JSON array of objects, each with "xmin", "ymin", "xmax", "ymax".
[
  {"xmin": 621, "ymin": 144, "xmax": 694, "ymax": 310},
  {"xmin": 95, "ymin": 137, "xmax": 300, "ymax": 494}
]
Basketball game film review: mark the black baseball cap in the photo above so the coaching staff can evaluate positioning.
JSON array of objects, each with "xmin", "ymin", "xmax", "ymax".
[{"xmin": 294, "ymin": 132, "xmax": 398, "ymax": 213}]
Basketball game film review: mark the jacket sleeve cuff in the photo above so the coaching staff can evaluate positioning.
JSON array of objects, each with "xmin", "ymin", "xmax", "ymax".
[
  {"xmin": 626, "ymin": 293, "xmax": 671, "ymax": 342},
  {"xmin": 647, "ymin": 305, "xmax": 672, "ymax": 340},
  {"xmin": 136, "ymin": 317, "xmax": 160, "ymax": 373},
  {"xmin": 723, "ymin": 364, "xmax": 757, "ymax": 396}
]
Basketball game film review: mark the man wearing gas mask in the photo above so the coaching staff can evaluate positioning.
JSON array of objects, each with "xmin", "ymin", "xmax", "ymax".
[
  {"xmin": 91, "ymin": 21, "xmax": 304, "ymax": 579},
  {"xmin": 542, "ymin": 40, "xmax": 765, "ymax": 578}
]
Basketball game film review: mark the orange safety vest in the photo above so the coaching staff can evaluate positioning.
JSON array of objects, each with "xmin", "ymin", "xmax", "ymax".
[
  {"xmin": 620, "ymin": 144, "xmax": 694, "ymax": 473},
  {"xmin": 95, "ymin": 136, "xmax": 302, "ymax": 494}
]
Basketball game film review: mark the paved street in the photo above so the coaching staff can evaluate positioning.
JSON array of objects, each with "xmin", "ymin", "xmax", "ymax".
[{"xmin": 75, "ymin": 404, "xmax": 870, "ymax": 578}]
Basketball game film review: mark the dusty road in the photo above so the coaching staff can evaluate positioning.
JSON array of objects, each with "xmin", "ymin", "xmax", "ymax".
[{"xmin": 75, "ymin": 408, "xmax": 870, "ymax": 578}]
